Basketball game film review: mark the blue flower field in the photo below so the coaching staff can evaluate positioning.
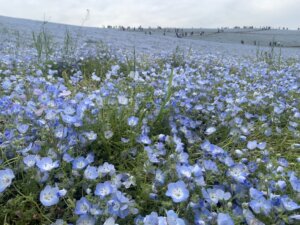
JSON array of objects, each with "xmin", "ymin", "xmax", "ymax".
[{"xmin": 0, "ymin": 17, "xmax": 299, "ymax": 225}]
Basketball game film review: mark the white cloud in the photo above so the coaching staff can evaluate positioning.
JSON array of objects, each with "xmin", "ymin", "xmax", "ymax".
[{"xmin": 0, "ymin": 0, "xmax": 299, "ymax": 28}]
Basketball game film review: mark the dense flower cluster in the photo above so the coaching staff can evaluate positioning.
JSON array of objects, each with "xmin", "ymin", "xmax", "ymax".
[{"xmin": 0, "ymin": 23, "xmax": 299, "ymax": 224}]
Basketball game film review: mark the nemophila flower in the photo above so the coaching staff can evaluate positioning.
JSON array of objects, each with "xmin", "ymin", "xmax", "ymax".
[
  {"xmin": 281, "ymin": 196, "xmax": 300, "ymax": 211},
  {"xmin": 84, "ymin": 166, "xmax": 98, "ymax": 180},
  {"xmin": 40, "ymin": 185, "xmax": 62, "ymax": 207},
  {"xmin": 203, "ymin": 160, "xmax": 219, "ymax": 173},
  {"xmin": 63, "ymin": 153, "xmax": 74, "ymax": 163},
  {"xmin": 45, "ymin": 109, "xmax": 57, "ymax": 120},
  {"xmin": 289, "ymin": 172, "xmax": 300, "ymax": 192},
  {"xmin": 0, "ymin": 168, "xmax": 15, "ymax": 193},
  {"xmin": 166, "ymin": 210, "xmax": 185, "ymax": 225},
  {"xmin": 247, "ymin": 161, "xmax": 258, "ymax": 173},
  {"xmin": 218, "ymin": 154, "xmax": 235, "ymax": 167},
  {"xmin": 89, "ymin": 205, "xmax": 102, "ymax": 216},
  {"xmin": 200, "ymin": 140, "xmax": 224, "ymax": 157},
  {"xmin": 83, "ymin": 131, "xmax": 97, "ymax": 141},
  {"xmin": 2, "ymin": 79, "xmax": 12, "ymax": 90},
  {"xmin": 118, "ymin": 95, "xmax": 128, "ymax": 105},
  {"xmin": 72, "ymin": 156, "xmax": 88, "ymax": 170},
  {"xmin": 54, "ymin": 125, "xmax": 67, "ymax": 139},
  {"xmin": 61, "ymin": 113, "xmax": 78, "ymax": 125},
  {"xmin": 103, "ymin": 217, "xmax": 117, "ymax": 225},
  {"xmin": 128, "ymin": 116, "xmax": 139, "ymax": 127},
  {"xmin": 177, "ymin": 152, "xmax": 189, "ymax": 164},
  {"xmin": 38, "ymin": 93, "xmax": 50, "ymax": 104},
  {"xmin": 143, "ymin": 212, "xmax": 159, "ymax": 225},
  {"xmin": 217, "ymin": 213, "xmax": 234, "ymax": 225},
  {"xmin": 289, "ymin": 214, "xmax": 300, "ymax": 223},
  {"xmin": 138, "ymin": 133, "xmax": 152, "ymax": 145},
  {"xmin": 176, "ymin": 164, "xmax": 192, "ymax": 179},
  {"xmin": 155, "ymin": 169, "xmax": 165, "ymax": 185},
  {"xmin": 85, "ymin": 153, "xmax": 95, "ymax": 164},
  {"xmin": 75, "ymin": 197, "xmax": 91, "ymax": 215},
  {"xmin": 104, "ymin": 130, "xmax": 114, "ymax": 139},
  {"xmin": 98, "ymin": 162, "xmax": 116, "ymax": 177},
  {"xmin": 227, "ymin": 164, "xmax": 249, "ymax": 183},
  {"xmin": 202, "ymin": 187, "xmax": 231, "ymax": 205},
  {"xmin": 117, "ymin": 173, "xmax": 136, "ymax": 189},
  {"xmin": 76, "ymin": 215, "xmax": 96, "ymax": 225},
  {"xmin": 249, "ymin": 195, "xmax": 272, "ymax": 215},
  {"xmin": 277, "ymin": 158, "xmax": 288, "ymax": 167},
  {"xmin": 36, "ymin": 157, "xmax": 59, "ymax": 172},
  {"xmin": 107, "ymin": 196, "xmax": 130, "ymax": 218},
  {"xmin": 247, "ymin": 140, "xmax": 257, "ymax": 150},
  {"xmin": 95, "ymin": 181, "xmax": 114, "ymax": 199},
  {"xmin": 63, "ymin": 105, "xmax": 75, "ymax": 115},
  {"xmin": 276, "ymin": 180, "xmax": 286, "ymax": 189},
  {"xmin": 205, "ymin": 127, "xmax": 216, "ymax": 135},
  {"xmin": 17, "ymin": 123, "xmax": 29, "ymax": 134},
  {"xmin": 243, "ymin": 209, "xmax": 265, "ymax": 225},
  {"xmin": 166, "ymin": 180, "xmax": 189, "ymax": 203},
  {"xmin": 91, "ymin": 72, "xmax": 101, "ymax": 81},
  {"xmin": 23, "ymin": 154, "xmax": 37, "ymax": 168},
  {"xmin": 257, "ymin": 142, "xmax": 266, "ymax": 150}
]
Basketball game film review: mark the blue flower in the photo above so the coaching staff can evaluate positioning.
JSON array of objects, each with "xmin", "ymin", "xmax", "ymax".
[
  {"xmin": 281, "ymin": 196, "xmax": 300, "ymax": 211},
  {"xmin": 85, "ymin": 153, "xmax": 95, "ymax": 164},
  {"xmin": 166, "ymin": 180, "xmax": 189, "ymax": 203},
  {"xmin": 166, "ymin": 210, "xmax": 185, "ymax": 225},
  {"xmin": 107, "ymin": 192, "xmax": 131, "ymax": 218},
  {"xmin": 227, "ymin": 164, "xmax": 249, "ymax": 183},
  {"xmin": 103, "ymin": 217, "xmax": 117, "ymax": 225},
  {"xmin": 83, "ymin": 131, "xmax": 97, "ymax": 141},
  {"xmin": 203, "ymin": 187, "xmax": 231, "ymax": 205},
  {"xmin": 143, "ymin": 212, "xmax": 159, "ymax": 225},
  {"xmin": 176, "ymin": 164, "xmax": 192, "ymax": 179},
  {"xmin": 289, "ymin": 172, "xmax": 300, "ymax": 192},
  {"xmin": 243, "ymin": 209, "xmax": 265, "ymax": 225},
  {"xmin": 155, "ymin": 169, "xmax": 165, "ymax": 185},
  {"xmin": 98, "ymin": 162, "xmax": 116, "ymax": 177},
  {"xmin": 247, "ymin": 140, "xmax": 257, "ymax": 150},
  {"xmin": 217, "ymin": 213, "xmax": 234, "ymax": 225},
  {"xmin": 36, "ymin": 157, "xmax": 59, "ymax": 172},
  {"xmin": 249, "ymin": 196, "xmax": 272, "ymax": 215},
  {"xmin": 95, "ymin": 181, "xmax": 114, "ymax": 199},
  {"xmin": 72, "ymin": 156, "xmax": 88, "ymax": 170},
  {"xmin": 118, "ymin": 95, "xmax": 129, "ymax": 105},
  {"xmin": 257, "ymin": 142, "xmax": 266, "ymax": 150},
  {"xmin": 54, "ymin": 125, "xmax": 67, "ymax": 139},
  {"xmin": 205, "ymin": 127, "xmax": 216, "ymax": 135},
  {"xmin": 128, "ymin": 116, "xmax": 139, "ymax": 127},
  {"xmin": 0, "ymin": 168, "xmax": 15, "ymax": 193},
  {"xmin": 17, "ymin": 123, "xmax": 29, "ymax": 134},
  {"xmin": 82, "ymin": 166, "xmax": 97, "ymax": 180},
  {"xmin": 203, "ymin": 160, "xmax": 219, "ymax": 173},
  {"xmin": 23, "ymin": 155, "xmax": 37, "ymax": 168},
  {"xmin": 90, "ymin": 204, "xmax": 102, "ymax": 216},
  {"xmin": 75, "ymin": 197, "xmax": 91, "ymax": 215},
  {"xmin": 63, "ymin": 153, "xmax": 74, "ymax": 163},
  {"xmin": 39, "ymin": 185, "xmax": 60, "ymax": 207},
  {"xmin": 76, "ymin": 215, "xmax": 96, "ymax": 225},
  {"xmin": 138, "ymin": 133, "xmax": 152, "ymax": 145}
]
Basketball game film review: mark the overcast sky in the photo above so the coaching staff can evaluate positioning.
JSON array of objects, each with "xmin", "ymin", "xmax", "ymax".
[{"xmin": 0, "ymin": 0, "xmax": 299, "ymax": 29}]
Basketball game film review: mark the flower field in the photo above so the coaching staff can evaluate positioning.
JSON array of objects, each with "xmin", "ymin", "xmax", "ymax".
[{"xmin": 0, "ymin": 19, "xmax": 299, "ymax": 225}]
